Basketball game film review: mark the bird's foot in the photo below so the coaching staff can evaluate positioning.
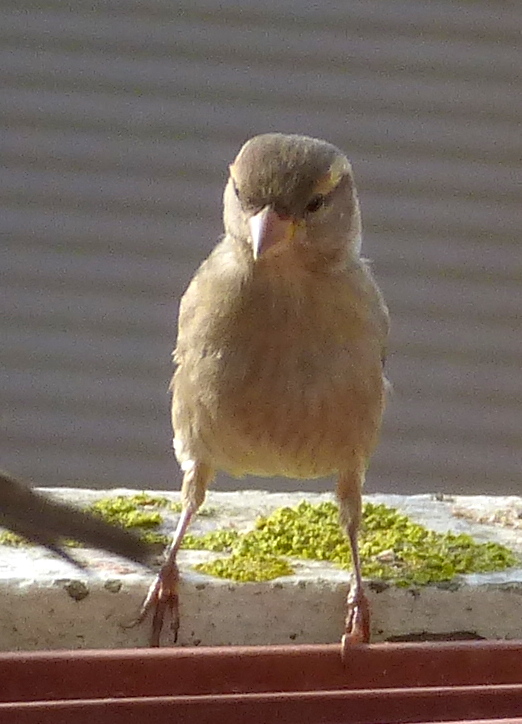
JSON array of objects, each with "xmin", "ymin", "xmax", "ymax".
[
  {"xmin": 126, "ymin": 559, "xmax": 180, "ymax": 647},
  {"xmin": 341, "ymin": 585, "xmax": 370, "ymax": 658}
]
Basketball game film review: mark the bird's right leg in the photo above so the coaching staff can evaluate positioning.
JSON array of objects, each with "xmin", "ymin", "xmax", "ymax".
[
  {"xmin": 131, "ymin": 461, "xmax": 214, "ymax": 647},
  {"xmin": 336, "ymin": 464, "xmax": 371, "ymax": 655}
]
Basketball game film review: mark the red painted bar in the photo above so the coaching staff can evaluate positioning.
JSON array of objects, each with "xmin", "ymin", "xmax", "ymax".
[{"xmin": 1, "ymin": 641, "xmax": 522, "ymax": 722}]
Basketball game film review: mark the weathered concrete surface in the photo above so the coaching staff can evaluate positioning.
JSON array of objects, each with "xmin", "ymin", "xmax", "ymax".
[{"xmin": 0, "ymin": 490, "xmax": 521, "ymax": 651}]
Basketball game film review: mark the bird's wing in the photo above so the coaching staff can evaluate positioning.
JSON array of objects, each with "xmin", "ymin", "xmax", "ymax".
[
  {"xmin": 173, "ymin": 237, "xmax": 246, "ymax": 368},
  {"xmin": 359, "ymin": 258, "xmax": 389, "ymax": 369}
]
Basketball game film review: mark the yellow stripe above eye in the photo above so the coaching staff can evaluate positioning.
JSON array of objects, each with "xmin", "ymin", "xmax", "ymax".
[{"xmin": 312, "ymin": 155, "xmax": 351, "ymax": 196}]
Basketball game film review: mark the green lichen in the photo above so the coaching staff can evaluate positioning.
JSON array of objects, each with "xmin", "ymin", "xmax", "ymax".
[
  {"xmin": 0, "ymin": 530, "xmax": 30, "ymax": 547},
  {"xmin": 0, "ymin": 492, "xmax": 215, "ymax": 550},
  {"xmin": 0, "ymin": 493, "xmax": 173, "ymax": 549},
  {"xmin": 0, "ymin": 494, "xmax": 517, "ymax": 589},
  {"xmin": 0, "ymin": 531, "xmax": 81, "ymax": 548},
  {"xmin": 88, "ymin": 494, "xmax": 170, "ymax": 547},
  {"xmin": 197, "ymin": 554, "xmax": 294, "ymax": 582},
  {"xmin": 89, "ymin": 495, "xmax": 164, "ymax": 528},
  {"xmin": 187, "ymin": 500, "xmax": 518, "ymax": 586},
  {"xmin": 87, "ymin": 494, "xmax": 212, "ymax": 546},
  {"xmin": 184, "ymin": 529, "xmax": 241, "ymax": 552}
]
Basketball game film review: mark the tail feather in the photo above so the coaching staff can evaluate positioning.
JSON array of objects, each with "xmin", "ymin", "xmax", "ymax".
[{"xmin": 0, "ymin": 471, "xmax": 152, "ymax": 567}]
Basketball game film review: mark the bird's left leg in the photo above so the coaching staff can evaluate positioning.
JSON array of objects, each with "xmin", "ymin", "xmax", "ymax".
[
  {"xmin": 131, "ymin": 461, "xmax": 214, "ymax": 647},
  {"xmin": 336, "ymin": 466, "xmax": 370, "ymax": 655}
]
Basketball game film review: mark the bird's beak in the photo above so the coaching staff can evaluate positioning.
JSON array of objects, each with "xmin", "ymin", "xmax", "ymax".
[{"xmin": 248, "ymin": 206, "xmax": 296, "ymax": 260}]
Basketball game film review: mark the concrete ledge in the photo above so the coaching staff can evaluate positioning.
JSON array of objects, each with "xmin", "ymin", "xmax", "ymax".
[{"xmin": 1, "ymin": 490, "xmax": 521, "ymax": 650}]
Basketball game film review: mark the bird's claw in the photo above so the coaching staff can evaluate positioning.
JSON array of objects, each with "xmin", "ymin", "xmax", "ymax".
[
  {"xmin": 126, "ymin": 560, "xmax": 180, "ymax": 647},
  {"xmin": 341, "ymin": 586, "xmax": 370, "ymax": 659}
]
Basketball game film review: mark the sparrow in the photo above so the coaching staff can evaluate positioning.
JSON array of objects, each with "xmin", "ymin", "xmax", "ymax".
[
  {"xmin": 136, "ymin": 133, "xmax": 389, "ymax": 653},
  {"xmin": 0, "ymin": 471, "xmax": 152, "ymax": 567}
]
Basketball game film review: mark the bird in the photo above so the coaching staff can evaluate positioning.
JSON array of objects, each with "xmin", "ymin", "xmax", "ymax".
[
  {"xmin": 0, "ymin": 470, "xmax": 152, "ymax": 567},
  {"xmin": 135, "ymin": 133, "xmax": 389, "ymax": 652}
]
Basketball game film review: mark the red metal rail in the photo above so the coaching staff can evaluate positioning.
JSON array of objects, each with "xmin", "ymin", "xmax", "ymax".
[{"xmin": 2, "ymin": 641, "xmax": 522, "ymax": 723}]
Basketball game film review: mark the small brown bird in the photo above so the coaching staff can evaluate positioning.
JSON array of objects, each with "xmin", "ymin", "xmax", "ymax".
[
  {"xmin": 0, "ymin": 471, "xmax": 152, "ymax": 567},
  {"xmin": 137, "ymin": 134, "xmax": 389, "ymax": 652}
]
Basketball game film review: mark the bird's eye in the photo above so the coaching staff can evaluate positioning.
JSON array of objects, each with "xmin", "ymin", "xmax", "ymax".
[
  {"xmin": 305, "ymin": 195, "xmax": 325, "ymax": 213},
  {"xmin": 232, "ymin": 181, "xmax": 241, "ymax": 199}
]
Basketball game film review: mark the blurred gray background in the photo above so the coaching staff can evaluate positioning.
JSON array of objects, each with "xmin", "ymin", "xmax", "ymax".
[{"xmin": 1, "ymin": 1, "xmax": 521, "ymax": 494}]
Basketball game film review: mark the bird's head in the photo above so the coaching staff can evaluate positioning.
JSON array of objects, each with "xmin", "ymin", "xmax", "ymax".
[{"xmin": 223, "ymin": 133, "xmax": 362, "ymax": 269}]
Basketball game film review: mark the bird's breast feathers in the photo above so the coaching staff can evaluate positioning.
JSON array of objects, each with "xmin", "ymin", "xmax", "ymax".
[{"xmin": 172, "ymin": 250, "xmax": 388, "ymax": 478}]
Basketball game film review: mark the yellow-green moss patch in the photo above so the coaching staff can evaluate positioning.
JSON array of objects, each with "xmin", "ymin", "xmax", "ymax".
[
  {"xmin": 184, "ymin": 529, "xmax": 241, "ymax": 552},
  {"xmin": 0, "ymin": 531, "xmax": 81, "ymax": 548},
  {"xmin": 89, "ymin": 495, "xmax": 164, "ymax": 528},
  {"xmin": 86, "ymin": 494, "xmax": 212, "ymax": 546},
  {"xmin": 0, "ymin": 530, "xmax": 30, "ymax": 547},
  {"xmin": 196, "ymin": 554, "xmax": 294, "ymax": 582},
  {"xmin": 88, "ymin": 495, "xmax": 170, "ymax": 547},
  {"xmin": 186, "ymin": 501, "xmax": 518, "ymax": 585},
  {"xmin": 0, "ymin": 492, "xmax": 216, "ymax": 550},
  {"xmin": 0, "ymin": 495, "xmax": 517, "ymax": 588}
]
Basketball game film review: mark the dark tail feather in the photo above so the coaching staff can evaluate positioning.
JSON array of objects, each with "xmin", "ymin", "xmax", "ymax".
[{"xmin": 0, "ymin": 471, "xmax": 153, "ymax": 567}]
